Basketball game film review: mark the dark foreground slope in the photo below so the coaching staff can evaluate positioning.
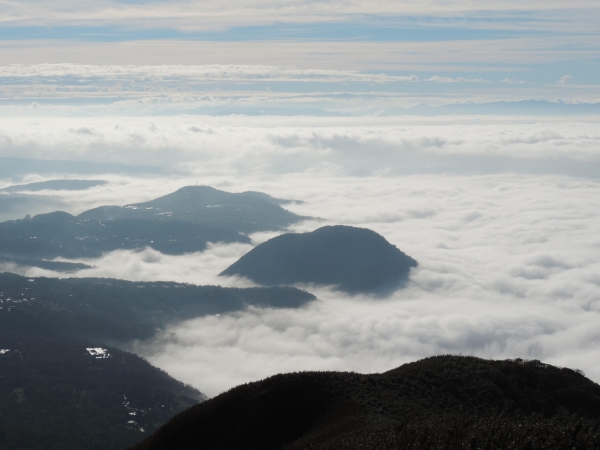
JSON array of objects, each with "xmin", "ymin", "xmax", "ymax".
[
  {"xmin": 0, "ymin": 331, "xmax": 203, "ymax": 450},
  {"xmin": 221, "ymin": 226, "xmax": 417, "ymax": 295},
  {"xmin": 131, "ymin": 356, "xmax": 600, "ymax": 450}
]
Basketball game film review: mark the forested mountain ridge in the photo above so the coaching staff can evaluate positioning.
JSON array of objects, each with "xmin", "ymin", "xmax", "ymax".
[
  {"xmin": 0, "ymin": 211, "xmax": 249, "ymax": 259},
  {"xmin": 0, "ymin": 272, "xmax": 316, "ymax": 343},
  {"xmin": 131, "ymin": 355, "xmax": 600, "ymax": 450}
]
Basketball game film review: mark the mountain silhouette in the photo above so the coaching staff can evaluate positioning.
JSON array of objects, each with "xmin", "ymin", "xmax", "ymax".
[
  {"xmin": 130, "ymin": 356, "xmax": 600, "ymax": 450},
  {"xmin": 0, "ymin": 186, "xmax": 310, "ymax": 268},
  {"xmin": 221, "ymin": 225, "xmax": 417, "ymax": 294},
  {"xmin": 78, "ymin": 186, "xmax": 308, "ymax": 233},
  {"xmin": 0, "ymin": 179, "xmax": 107, "ymax": 192}
]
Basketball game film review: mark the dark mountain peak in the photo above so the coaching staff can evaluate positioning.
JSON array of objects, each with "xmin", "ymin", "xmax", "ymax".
[
  {"xmin": 78, "ymin": 185, "xmax": 308, "ymax": 233},
  {"xmin": 130, "ymin": 356, "xmax": 600, "ymax": 450},
  {"xmin": 134, "ymin": 185, "xmax": 297, "ymax": 210},
  {"xmin": 221, "ymin": 225, "xmax": 417, "ymax": 295},
  {"xmin": 30, "ymin": 211, "xmax": 75, "ymax": 222},
  {"xmin": 146, "ymin": 185, "xmax": 220, "ymax": 202}
]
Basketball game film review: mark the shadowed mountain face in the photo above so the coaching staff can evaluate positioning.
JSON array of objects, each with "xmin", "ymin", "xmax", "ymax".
[
  {"xmin": 0, "ymin": 273, "xmax": 316, "ymax": 343},
  {"xmin": 0, "ymin": 179, "xmax": 107, "ymax": 192},
  {"xmin": 0, "ymin": 211, "xmax": 250, "ymax": 259},
  {"xmin": 0, "ymin": 331, "xmax": 203, "ymax": 450},
  {"xmin": 79, "ymin": 186, "xmax": 308, "ymax": 234},
  {"xmin": 130, "ymin": 356, "xmax": 600, "ymax": 450},
  {"xmin": 221, "ymin": 225, "xmax": 417, "ymax": 295}
]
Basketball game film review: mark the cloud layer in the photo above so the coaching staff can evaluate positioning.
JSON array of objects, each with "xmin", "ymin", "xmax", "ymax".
[
  {"xmin": 0, "ymin": 116, "xmax": 598, "ymax": 178},
  {"xmin": 1, "ymin": 115, "xmax": 599, "ymax": 399},
  {"xmin": 116, "ymin": 172, "xmax": 600, "ymax": 397},
  {"xmin": 1, "ymin": 64, "xmax": 598, "ymax": 117}
]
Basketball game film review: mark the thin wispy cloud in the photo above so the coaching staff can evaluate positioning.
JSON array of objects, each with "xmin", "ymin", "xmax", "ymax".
[
  {"xmin": 426, "ymin": 76, "xmax": 489, "ymax": 83},
  {"xmin": 0, "ymin": 1, "xmax": 598, "ymax": 30},
  {"xmin": 501, "ymin": 78, "xmax": 526, "ymax": 84},
  {"xmin": 558, "ymin": 75, "xmax": 574, "ymax": 85},
  {"xmin": 0, "ymin": 116, "xmax": 598, "ymax": 177},
  {"xmin": 0, "ymin": 64, "xmax": 420, "ymax": 84}
]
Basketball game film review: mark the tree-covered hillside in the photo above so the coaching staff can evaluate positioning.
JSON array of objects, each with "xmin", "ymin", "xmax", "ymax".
[
  {"xmin": 131, "ymin": 356, "xmax": 600, "ymax": 450},
  {"xmin": 0, "ymin": 273, "xmax": 316, "ymax": 343},
  {"xmin": 0, "ymin": 211, "xmax": 249, "ymax": 260},
  {"xmin": 0, "ymin": 331, "xmax": 203, "ymax": 450}
]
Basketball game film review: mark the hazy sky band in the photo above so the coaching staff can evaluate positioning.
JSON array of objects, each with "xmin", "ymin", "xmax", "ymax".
[{"xmin": 0, "ymin": 0, "xmax": 598, "ymax": 104}]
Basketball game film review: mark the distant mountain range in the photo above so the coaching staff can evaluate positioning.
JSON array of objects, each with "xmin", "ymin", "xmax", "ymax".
[
  {"xmin": 0, "ymin": 211, "xmax": 250, "ymax": 259},
  {"xmin": 131, "ymin": 355, "xmax": 600, "ymax": 450},
  {"xmin": 0, "ymin": 179, "xmax": 107, "ymax": 192},
  {"xmin": 221, "ymin": 225, "xmax": 417, "ymax": 295},
  {"xmin": 79, "ymin": 185, "xmax": 309, "ymax": 234},
  {"xmin": 0, "ymin": 185, "xmax": 310, "ymax": 270}
]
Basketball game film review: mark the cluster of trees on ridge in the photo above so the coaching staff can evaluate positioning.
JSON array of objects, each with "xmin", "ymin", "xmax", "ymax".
[{"xmin": 132, "ymin": 355, "xmax": 600, "ymax": 450}]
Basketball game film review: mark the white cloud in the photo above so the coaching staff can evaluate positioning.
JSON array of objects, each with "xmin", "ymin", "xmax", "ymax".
[
  {"xmin": 426, "ymin": 76, "xmax": 489, "ymax": 83},
  {"xmin": 1, "ymin": 38, "xmax": 598, "ymax": 72},
  {"xmin": 0, "ymin": 116, "xmax": 599, "ymax": 178},
  {"xmin": 2, "ymin": 115, "xmax": 600, "ymax": 399},
  {"xmin": 558, "ymin": 75, "xmax": 574, "ymax": 85},
  {"xmin": 0, "ymin": 64, "xmax": 419, "ymax": 84}
]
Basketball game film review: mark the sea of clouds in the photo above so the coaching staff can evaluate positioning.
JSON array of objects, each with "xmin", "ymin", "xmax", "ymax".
[{"xmin": 1, "ymin": 115, "xmax": 600, "ymax": 397}]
